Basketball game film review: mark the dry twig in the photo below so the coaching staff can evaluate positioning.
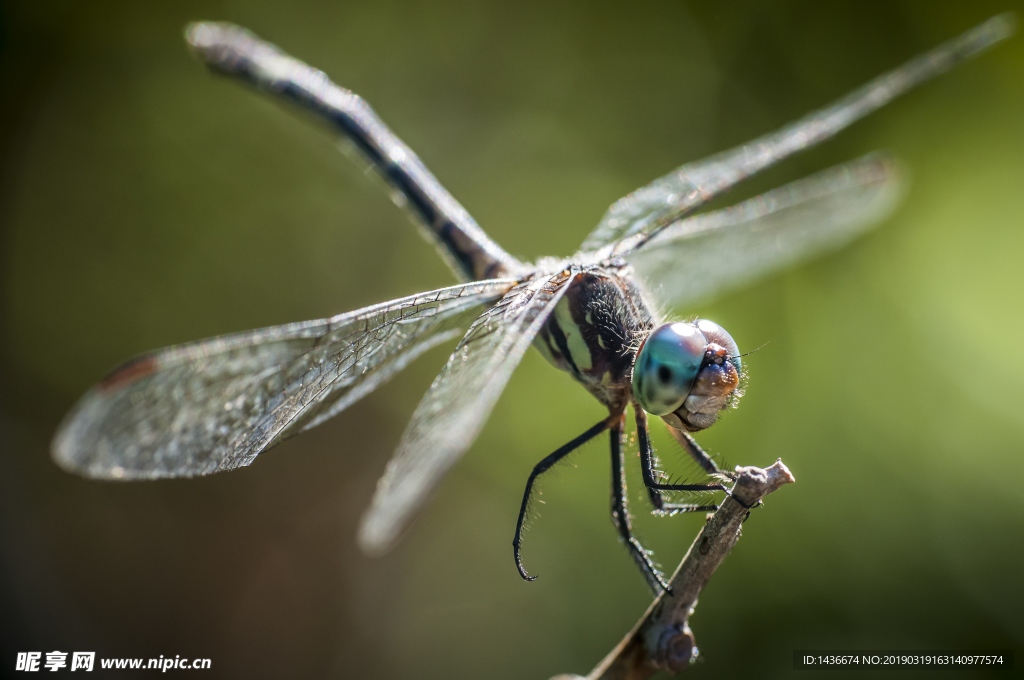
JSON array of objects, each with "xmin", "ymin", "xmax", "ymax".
[{"xmin": 553, "ymin": 459, "xmax": 794, "ymax": 680}]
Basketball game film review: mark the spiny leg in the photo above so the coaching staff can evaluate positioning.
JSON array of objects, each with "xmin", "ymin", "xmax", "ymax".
[
  {"xmin": 634, "ymin": 404, "xmax": 726, "ymax": 513},
  {"xmin": 513, "ymin": 416, "xmax": 613, "ymax": 582},
  {"xmin": 651, "ymin": 503, "xmax": 718, "ymax": 518},
  {"xmin": 609, "ymin": 416, "xmax": 672, "ymax": 594},
  {"xmin": 664, "ymin": 423, "xmax": 735, "ymax": 480}
]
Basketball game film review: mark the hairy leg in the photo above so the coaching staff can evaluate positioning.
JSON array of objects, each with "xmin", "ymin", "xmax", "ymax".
[
  {"xmin": 609, "ymin": 415, "xmax": 672, "ymax": 593},
  {"xmin": 512, "ymin": 416, "xmax": 614, "ymax": 581},
  {"xmin": 634, "ymin": 405, "xmax": 726, "ymax": 512}
]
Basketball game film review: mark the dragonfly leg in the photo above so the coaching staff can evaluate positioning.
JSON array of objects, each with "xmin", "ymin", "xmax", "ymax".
[
  {"xmin": 512, "ymin": 416, "xmax": 614, "ymax": 582},
  {"xmin": 665, "ymin": 425, "xmax": 737, "ymax": 481},
  {"xmin": 634, "ymin": 405, "xmax": 727, "ymax": 514},
  {"xmin": 651, "ymin": 501, "xmax": 720, "ymax": 518},
  {"xmin": 610, "ymin": 416, "xmax": 672, "ymax": 594}
]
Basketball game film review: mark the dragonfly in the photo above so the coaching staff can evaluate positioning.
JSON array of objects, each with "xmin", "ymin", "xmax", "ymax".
[{"xmin": 52, "ymin": 15, "xmax": 1012, "ymax": 593}]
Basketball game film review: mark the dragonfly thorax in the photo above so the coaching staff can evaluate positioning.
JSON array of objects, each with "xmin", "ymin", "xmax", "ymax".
[{"xmin": 534, "ymin": 268, "xmax": 654, "ymax": 413}]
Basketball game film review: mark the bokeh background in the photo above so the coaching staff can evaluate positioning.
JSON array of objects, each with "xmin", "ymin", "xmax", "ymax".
[{"xmin": 2, "ymin": 1, "xmax": 1023, "ymax": 678}]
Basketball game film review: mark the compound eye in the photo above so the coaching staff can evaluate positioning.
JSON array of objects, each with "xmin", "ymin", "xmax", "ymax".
[
  {"xmin": 695, "ymin": 319, "xmax": 741, "ymax": 373},
  {"xmin": 632, "ymin": 322, "xmax": 707, "ymax": 415}
]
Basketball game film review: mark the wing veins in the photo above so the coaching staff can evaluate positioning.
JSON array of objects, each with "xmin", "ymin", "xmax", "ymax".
[
  {"xmin": 53, "ymin": 279, "xmax": 516, "ymax": 479},
  {"xmin": 581, "ymin": 14, "xmax": 1013, "ymax": 252},
  {"xmin": 358, "ymin": 271, "xmax": 574, "ymax": 553}
]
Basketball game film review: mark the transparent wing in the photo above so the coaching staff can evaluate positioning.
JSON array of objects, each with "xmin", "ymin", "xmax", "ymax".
[
  {"xmin": 52, "ymin": 279, "xmax": 516, "ymax": 480},
  {"xmin": 624, "ymin": 154, "xmax": 902, "ymax": 310},
  {"xmin": 581, "ymin": 14, "xmax": 1012, "ymax": 252},
  {"xmin": 358, "ymin": 270, "xmax": 574, "ymax": 553},
  {"xmin": 187, "ymin": 22, "xmax": 520, "ymax": 282}
]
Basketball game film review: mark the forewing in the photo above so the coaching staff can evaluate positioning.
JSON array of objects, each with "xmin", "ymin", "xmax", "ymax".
[
  {"xmin": 358, "ymin": 270, "xmax": 574, "ymax": 554},
  {"xmin": 580, "ymin": 14, "xmax": 1012, "ymax": 252},
  {"xmin": 624, "ymin": 155, "xmax": 902, "ymax": 310},
  {"xmin": 52, "ymin": 279, "xmax": 515, "ymax": 479},
  {"xmin": 187, "ymin": 23, "xmax": 520, "ymax": 282}
]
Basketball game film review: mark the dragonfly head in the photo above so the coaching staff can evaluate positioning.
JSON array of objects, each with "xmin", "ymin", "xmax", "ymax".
[{"xmin": 631, "ymin": 319, "xmax": 743, "ymax": 432}]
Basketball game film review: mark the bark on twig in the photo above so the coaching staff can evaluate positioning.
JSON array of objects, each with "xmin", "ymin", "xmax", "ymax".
[{"xmin": 553, "ymin": 459, "xmax": 794, "ymax": 680}]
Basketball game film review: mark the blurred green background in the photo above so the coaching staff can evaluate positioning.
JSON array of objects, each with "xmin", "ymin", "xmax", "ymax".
[{"xmin": 2, "ymin": 1, "xmax": 1023, "ymax": 678}]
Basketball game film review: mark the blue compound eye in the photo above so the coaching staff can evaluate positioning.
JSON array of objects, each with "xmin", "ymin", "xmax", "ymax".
[
  {"xmin": 694, "ymin": 318, "xmax": 741, "ymax": 374},
  {"xmin": 632, "ymin": 322, "xmax": 707, "ymax": 416}
]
